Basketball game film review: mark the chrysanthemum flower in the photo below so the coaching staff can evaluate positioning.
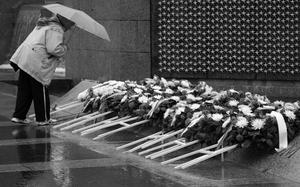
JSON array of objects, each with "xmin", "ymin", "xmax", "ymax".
[
  {"xmin": 251, "ymin": 119, "xmax": 265, "ymax": 130},
  {"xmin": 214, "ymin": 105, "xmax": 225, "ymax": 110},
  {"xmin": 186, "ymin": 94, "xmax": 196, "ymax": 101},
  {"xmin": 160, "ymin": 77, "xmax": 168, "ymax": 87},
  {"xmin": 154, "ymin": 95, "xmax": 162, "ymax": 100},
  {"xmin": 138, "ymin": 95, "xmax": 148, "ymax": 103},
  {"xmin": 175, "ymin": 107, "xmax": 185, "ymax": 115},
  {"xmin": 152, "ymin": 85, "xmax": 162, "ymax": 90},
  {"xmin": 134, "ymin": 88, "xmax": 143, "ymax": 94},
  {"xmin": 165, "ymin": 88, "xmax": 174, "ymax": 94},
  {"xmin": 211, "ymin": 113, "xmax": 223, "ymax": 122},
  {"xmin": 238, "ymin": 105, "xmax": 254, "ymax": 116},
  {"xmin": 170, "ymin": 96, "xmax": 180, "ymax": 102},
  {"xmin": 181, "ymin": 80, "xmax": 190, "ymax": 88},
  {"xmin": 235, "ymin": 116, "xmax": 248, "ymax": 128},
  {"xmin": 228, "ymin": 100, "xmax": 239, "ymax": 107},
  {"xmin": 190, "ymin": 103, "xmax": 200, "ymax": 110},
  {"xmin": 284, "ymin": 110, "xmax": 296, "ymax": 120}
]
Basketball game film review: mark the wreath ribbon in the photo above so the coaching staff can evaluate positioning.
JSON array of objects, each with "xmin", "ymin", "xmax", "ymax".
[{"xmin": 270, "ymin": 111, "xmax": 288, "ymax": 152}]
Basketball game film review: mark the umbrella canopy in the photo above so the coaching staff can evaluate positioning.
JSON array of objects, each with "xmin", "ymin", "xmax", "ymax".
[{"xmin": 43, "ymin": 4, "xmax": 110, "ymax": 41}]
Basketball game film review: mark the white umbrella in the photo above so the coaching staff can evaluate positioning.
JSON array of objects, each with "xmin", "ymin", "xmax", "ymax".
[{"xmin": 43, "ymin": 4, "xmax": 110, "ymax": 41}]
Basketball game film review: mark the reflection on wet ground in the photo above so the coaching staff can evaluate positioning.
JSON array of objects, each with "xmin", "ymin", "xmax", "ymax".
[
  {"xmin": 0, "ymin": 141, "xmax": 107, "ymax": 165},
  {"xmin": 186, "ymin": 160, "xmax": 271, "ymax": 180},
  {"xmin": 0, "ymin": 166, "xmax": 185, "ymax": 187},
  {"xmin": 0, "ymin": 125, "xmax": 52, "ymax": 140}
]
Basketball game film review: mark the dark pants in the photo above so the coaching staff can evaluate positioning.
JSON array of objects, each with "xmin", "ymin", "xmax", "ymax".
[{"xmin": 13, "ymin": 70, "xmax": 50, "ymax": 122}]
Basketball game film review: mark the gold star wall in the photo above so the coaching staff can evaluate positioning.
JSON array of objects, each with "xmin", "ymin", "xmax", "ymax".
[{"xmin": 152, "ymin": 0, "xmax": 300, "ymax": 79}]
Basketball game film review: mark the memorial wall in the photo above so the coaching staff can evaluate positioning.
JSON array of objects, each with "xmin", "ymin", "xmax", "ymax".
[
  {"xmin": 63, "ymin": 0, "xmax": 151, "ymax": 83},
  {"xmin": 151, "ymin": 0, "xmax": 300, "ymax": 100}
]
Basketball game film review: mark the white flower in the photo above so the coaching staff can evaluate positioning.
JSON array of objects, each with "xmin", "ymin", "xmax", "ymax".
[
  {"xmin": 165, "ymin": 88, "xmax": 174, "ymax": 94},
  {"xmin": 228, "ymin": 100, "xmax": 239, "ymax": 107},
  {"xmin": 134, "ymin": 88, "xmax": 143, "ymax": 94},
  {"xmin": 213, "ymin": 91, "xmax": 227, "ymax": 101},
  {"xmin": 167, "ymin": 81, "xmax": 176, "ymax": 87},
  {"xmin": 77, "ymin": 91, "xmax": 88, "ymax": 100},
  {"xmin": 163, "ymin": 109, "xmax": 173, "ymax": 119},
  {"xmin": 211, "ymin": 113, "xmax": 223, "ymax": 122},
  {"xmin": 214, "ymin": 105, "xmax": 225, "ymax": 110},
  {"xmin": 153, "ymin": 75, "xmax": 160, "ymax": 81},
  {"xmin": 190, "ymin": 103, "xmax": 200, "ymax": 110},
  {"xmin": 201, "ymin": 85, "xmax": 213, "ymax": 96},
  {"xmin": 127, "ymin": 83, "xmax": 137, "ymax": 87},
  {"xmin": 175, "ymin": 107, "xmax": 185, "ymax": 115},
  {"xmin": 186, "ymin": 94, "xmax": 196, "ymax": 101},
  {"xmin": 245, "ymin": 92, "xmax": 252, "ymax": 97},
  {"xmin": 131, "ymin": 94, "xmax": 139, "ymax": 98},
  {"xmin": 138, "ymin": 95, "xmax": 148, "ymax": 103},
  {"xmin": 154, "ymin": 95, "xmax": 162, "ymax": 100},
  {"xmin": 180, "ymin": 80, "xmax": 190, "ymax": 88},
  {"xmin": 177, "ymin": 100, "xmax": 187, "ymax": 106},
  {"xmin": 235, "ymin": 116, "xmax": 248, "ymax": 128},
  {"xmin": 145, "ymin": 78, "xmax": 156, "ymax": 85},
  {"xmin": 154, "ymin": 90, "xmax": 163, "ymax": 94},
  {"xmin": 251, "ymin": 119, "xmax": 265, "ymax": 130},
  {"xmin": 284, "ymin": 103, "xmax": 297, "ymax": 112},
  {"xmin": 207, "ymin": 114, "xmax": 214, "ymax": 119},
  {"xmin": 294, "ymin": 102, "xmax": 300, "ymax": 110},
  {"xmin": 160, "ymin": 77, "xmax": 168, "ymax": 87},
  {"xmin": 194, "ymin": 97, "xmax": 202, "ymax": 101},
  {"xmin": 178, "ymin": 87, "xmax": 193, "ymax": 93},
  {"xmin": 107, "ymin": 80, "xmax": 118, "ymax": 85},
  {"xmin": 284, "ymin": 110, "xmax": 296, "ymax": 120},
  {"xmin": 274, "ymin": 100, "xmax": 285, "ymax": 107},
  {"xmin": 254, "ymin": 94, "xmax": 270, "ymax": 105},
  {"xmin": 115, "ymin": 82, "xmax": 126, "ymax": 88},
  {"xmin": 257, "ymin": 99, "xmax": 269, "ymax": 105},
  {"xmin": 238, "ymin": 105, "xmax": 255, "ymax": 116},
  {"xmin": 170, "ymin": 96, "xmax": 180, "ymax": 102},
  {"xmin": 152, "ymin": 85, "xmax": 162, "ymax": 90}
]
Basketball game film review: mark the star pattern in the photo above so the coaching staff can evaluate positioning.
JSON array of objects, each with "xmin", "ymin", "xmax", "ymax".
[{"xmin": 156, "ymin": 0, "xmax": 300, "ymax": 74}]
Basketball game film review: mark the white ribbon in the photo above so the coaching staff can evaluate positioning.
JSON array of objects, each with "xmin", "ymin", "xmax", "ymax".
[{"xmin": 270, "ymin": 111, "xmax": 288, "ymax": 152}]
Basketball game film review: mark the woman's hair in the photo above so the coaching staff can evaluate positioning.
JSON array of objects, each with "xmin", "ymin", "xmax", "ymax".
[{"xmin": 36, "ymin": 15, "xmax": 60, "ymax": 28}]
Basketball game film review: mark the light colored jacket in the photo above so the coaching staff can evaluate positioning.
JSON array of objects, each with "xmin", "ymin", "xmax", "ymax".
[{"xmin": 10, "ymin": 22, "xmax": 67, "ymax": 85}]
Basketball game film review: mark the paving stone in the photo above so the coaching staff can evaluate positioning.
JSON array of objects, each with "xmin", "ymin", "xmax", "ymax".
[{"xmin": 0, "ymin": 166, "xmax": 185, "ymax": 187}]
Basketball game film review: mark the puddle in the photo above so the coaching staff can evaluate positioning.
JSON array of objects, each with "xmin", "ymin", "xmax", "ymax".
[
  {"xmin": 0, "ymin": 165, "xmax": 186, "ymax": 187},
  {"xmin": 0, "ymin": 142, "xmax": 107, "ymax": 164},
  {"xmin": 0, "ymin": 125, "xmax": 52, "ymax": 140}
]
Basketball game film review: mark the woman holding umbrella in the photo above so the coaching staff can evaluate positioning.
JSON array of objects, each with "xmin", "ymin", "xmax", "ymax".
[{"xmin": 10, "ymin": 9, "xmax": 75, "ymax": 126}]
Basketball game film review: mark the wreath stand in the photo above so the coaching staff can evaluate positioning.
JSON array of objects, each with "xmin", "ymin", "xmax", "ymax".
[{"xmin": 51, "ymin": 109, "xmax": 239, "ymax": 169}]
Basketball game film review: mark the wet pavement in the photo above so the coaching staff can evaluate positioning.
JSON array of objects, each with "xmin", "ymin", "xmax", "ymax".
[{"xmin": 0, "ymin": 81, "xmax": 300, "ymax": 186}]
